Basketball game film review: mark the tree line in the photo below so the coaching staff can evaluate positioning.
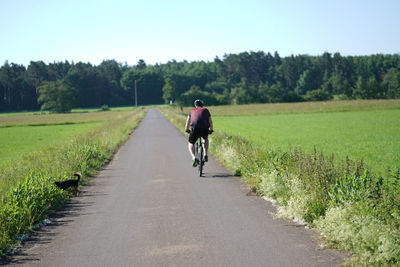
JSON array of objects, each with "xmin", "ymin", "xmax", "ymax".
[{"xmin": 1, "ymin": 51, "xmax": 399, "ymax": 112}]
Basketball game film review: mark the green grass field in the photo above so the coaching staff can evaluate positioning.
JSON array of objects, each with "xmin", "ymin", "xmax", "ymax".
[
  {"xmin": 0, "ymin": 122, "xmax": 102, "ymax": 168},
  {"xmin": 213, "ymin": 109, "xmax": 400, "ymax": 175},
  {"xmin": 206, "ymin": 99, "xmax": 400, "ymax": 116},
  {"xmin": 0, "ymin": 108, "xmax": 137, "ymax": 127},
  {"xmin": 0, "ymin": 109, "xmax": 139, "ymax": 166}
]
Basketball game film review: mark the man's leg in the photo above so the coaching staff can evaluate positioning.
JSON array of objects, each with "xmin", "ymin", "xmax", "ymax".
[
  {"xmin": 203, "ymin": 137, "xmax": 209, "ymax": 162},
  {"xmin": 188, "ymin": 142, "xmax": 196, "ymax": 161},
  {"xmin": 188, "ymin": 129, "xmax": 200, "ymax": 166},
  {"xmin": 203, "ymin": 138, "xmax": 209, "ymax": 156}
]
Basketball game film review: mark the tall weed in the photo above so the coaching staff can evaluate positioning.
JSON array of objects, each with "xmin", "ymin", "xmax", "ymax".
[{"xmin": 315, "ymin": 202, "xmax": 400, "ymax": 265}]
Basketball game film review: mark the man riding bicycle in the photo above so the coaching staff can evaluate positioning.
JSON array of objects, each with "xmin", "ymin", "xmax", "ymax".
[{"xmin": 185, "ymin": 99, "xmax": 213, "ymax": 167}]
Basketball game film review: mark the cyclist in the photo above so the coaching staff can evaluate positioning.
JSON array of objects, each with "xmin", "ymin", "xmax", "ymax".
[{"xmin": 185, "ymin": 99, "xmax": 213, "ymax": 166}]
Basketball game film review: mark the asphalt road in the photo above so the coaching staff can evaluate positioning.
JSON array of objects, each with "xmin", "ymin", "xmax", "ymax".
[{"xmin": 4, "ymin": 108, "xmax": 346, "ymax": 266}]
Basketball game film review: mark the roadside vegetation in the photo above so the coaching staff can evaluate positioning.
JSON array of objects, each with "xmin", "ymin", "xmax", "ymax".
[
  {"xmin": 160, "ymin": 100, "xmax": 400, "ymax": 266},
  {"xmin": 0, "ymin": 107, "xmax": 146, "ymax": 256}
]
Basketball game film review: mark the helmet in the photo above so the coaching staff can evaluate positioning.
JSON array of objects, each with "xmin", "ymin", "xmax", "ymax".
[{"xmin": 194, "ymin": 99, "xmax": 204, "ymax": 107}]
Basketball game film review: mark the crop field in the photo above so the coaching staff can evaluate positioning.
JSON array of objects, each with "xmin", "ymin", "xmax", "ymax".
[
  {"xmin": 212, "ymin": 109, "xmax": 400, "ymax": 175},
  {"xmin": 0, "ymin": 109, "xmax": 140, "ymax": 167},
  {"xmin": 0, "ymin": 108, "xmax": 133, "ymax": 126},
  {"xmin": 0, "ymin": 108, "xmax": 140, "ymax": 177},
  {"xmin": 207, "ymin": 99, "xmax": 400, "ymax": 116},
  {"xmin": 0, "ymin": 122, "xmax": 101, "ymax": 168}
]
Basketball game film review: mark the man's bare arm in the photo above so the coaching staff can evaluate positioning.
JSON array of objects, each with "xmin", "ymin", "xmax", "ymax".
[{"xmin": 185, "ymin": 116, "xmax": 191, "ymax": 132}]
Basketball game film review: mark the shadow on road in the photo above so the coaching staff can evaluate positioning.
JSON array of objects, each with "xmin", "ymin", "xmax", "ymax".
[{"xmin": 201, "ymin": 172, "xmax": 234, "ymax": 179}]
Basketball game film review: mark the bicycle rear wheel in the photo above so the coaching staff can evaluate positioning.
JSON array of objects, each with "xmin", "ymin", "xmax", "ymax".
[{"xmin": 198, "ymin": 144, "xmax": 203, "ymax": 177}]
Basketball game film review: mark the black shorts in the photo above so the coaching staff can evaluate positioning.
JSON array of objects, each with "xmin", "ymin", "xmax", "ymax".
[{"xmin": 189, "ymin": 128, "xmax": 209, "ymax": 144}]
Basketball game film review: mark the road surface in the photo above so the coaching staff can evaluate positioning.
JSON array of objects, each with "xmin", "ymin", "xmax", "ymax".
[{"xmin": 3, "ymin": 108, "xmax": 346, "ymax": 266}]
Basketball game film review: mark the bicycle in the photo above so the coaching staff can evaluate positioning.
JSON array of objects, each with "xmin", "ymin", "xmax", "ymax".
[{"xmin": 195, "ymin": 136, "xmax": 205, "ymax": 177}]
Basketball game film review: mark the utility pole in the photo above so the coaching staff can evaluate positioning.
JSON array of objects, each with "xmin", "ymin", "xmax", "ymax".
[{"xmin": 134, "ymin": 80, "xmax": 138, "ymax": 107}]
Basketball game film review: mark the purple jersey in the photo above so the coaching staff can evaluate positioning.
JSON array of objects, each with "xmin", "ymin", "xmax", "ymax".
[{"xmin": 189, "ymin": 107, "xmax": 211, "ymax": 129}]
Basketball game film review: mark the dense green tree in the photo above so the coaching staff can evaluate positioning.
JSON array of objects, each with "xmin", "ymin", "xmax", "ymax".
[
  {"xmin": 0, "ymin": 62, "xmax": 36, "ymax": 111},
  {"xmin": 97, "ymin": 59, "xmax": 127, "ymax": 105},
  {"xmin": 382, "ymin": 68, "xmax": 400, "ymax": 98},
  {"xmin": 230, "ymin": 78, "xmax": 258, "ymax": 104},
  {"xmin": 1, "ymin": 52, "xmax": 399, "ymax": 111},
  {"xmin": 38, "ymin": 80, "xmax": 77, "ymax": 112},
  {"xmin": 215, "ymin": 89, "xmax": 231, "ymax": 105},
  {"xmin": 283, "ymin": 55, "xmax": 299, "ymax": 90},
  {"xmin": 295, "ymin": 70, "xmax": 314, "ymax": 95},
  {"xmin": 215, "ymin": 51, "xmax": 272, "ymax": 87},
  {"xmin": 268, "ymin": 82, "xmax": 285, "ymax": 103},
  {"xmin": 318, "ymin": 52, "xmax": 333, "ymax": 77},
  {"xmin": 230, "ymin": 86, "xmax": 250, "ymax": 104},
  {"xmin": 330, "ymin": 71, "xmax": 345, "ymax": 95},
  {"xmin": 0, "ymin": 61, "xmax": 12, "ymax": 108},
  {"xmin": 305, "ymin": 89, "xmax": 333, "ymax": 101},
  {"xmin": 65, "ymin": 62, "xmax": 106, "ymax": 107},
  {"xmin": 47, "ymin": 61, "xmax": 71, "ymax": 81},
  {"xmin": 161, "ymin": 77, "xmax": 179, "ymax": 104},
  {"xmin": 98, "ymin": 60, "xmax": 122, "ymax": 84},
  {"xmin": 343, "ymin": 80, "xmax": 353, "ymax": 98},
  {"xmin": 121, "ymin": 68, "xmax": 164, "ymax": 105},
  {"xmin": 0, "ymin": 82, "xmax": 4, "ymax": 110},
  {"xmin": 354, "ymin": 76, "xmax": 366, "ymax": 99},
  {"xmin": 205, "ymin": 80, "xmax": 230, "ymax": 94},
  {"xmin": 257, "ymin": 81, "xmax": 270, "ymax": 103},
  {"xmin": 135, "ymin": 69, "xmax": 164, "ymax": 105},
  {"xmin": 120, "ymin": 69, "xmax": 137, "ymax": 105},
  {"xmin": 178, "ymin": 85, "xmax": 220, "ymax": 106},
  {"xmin": 181, "ymin": 61, "xmax": 216, "ymax": 87},
  {"xmin": 273, "ymin": 51, "xmax": 282, "ymax": 65},
  {"xmin": 26, "ymin": 61, "xmax": 48, "ymax": 96},
  {"xmin": 179, "ymin": 85, "xmax": 201, "ymax": 106}
]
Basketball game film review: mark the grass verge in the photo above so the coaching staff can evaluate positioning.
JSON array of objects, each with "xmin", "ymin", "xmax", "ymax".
[
  {"xmin": 159, "ymin": 105, "xmax": 400, "ymax": 266},
  {"xmin": 0, "ymin": 108, "xmax": 146, "ymax": 256}
]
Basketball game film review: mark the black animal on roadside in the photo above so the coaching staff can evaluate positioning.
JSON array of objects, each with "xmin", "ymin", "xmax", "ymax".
[{"xmin": 54, "ymin": 172, "xmax": 81, "ymax": 196}]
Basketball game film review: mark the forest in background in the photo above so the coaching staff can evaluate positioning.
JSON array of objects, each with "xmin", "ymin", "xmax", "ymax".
[{"xmin": 1, "ymin": 51, "xmax": 399, "ymax": 112}]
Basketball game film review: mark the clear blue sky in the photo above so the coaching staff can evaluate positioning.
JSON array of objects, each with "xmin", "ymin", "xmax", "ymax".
[{"xmin": 1, "ymin": 0, "xmax": 399, "ymax": 67}]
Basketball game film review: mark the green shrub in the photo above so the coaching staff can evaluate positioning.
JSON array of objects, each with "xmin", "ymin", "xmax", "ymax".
[
  {"xmin": 305, "ymin": 89, "xmax": 333, "ymax": 101},
  {"xmin": 0, "ymin": 172, "xmax": 68, "ymax": 253},
  {"xmin": 100, "ymin": 105, "xmax": 110, "ymax": 111}
]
